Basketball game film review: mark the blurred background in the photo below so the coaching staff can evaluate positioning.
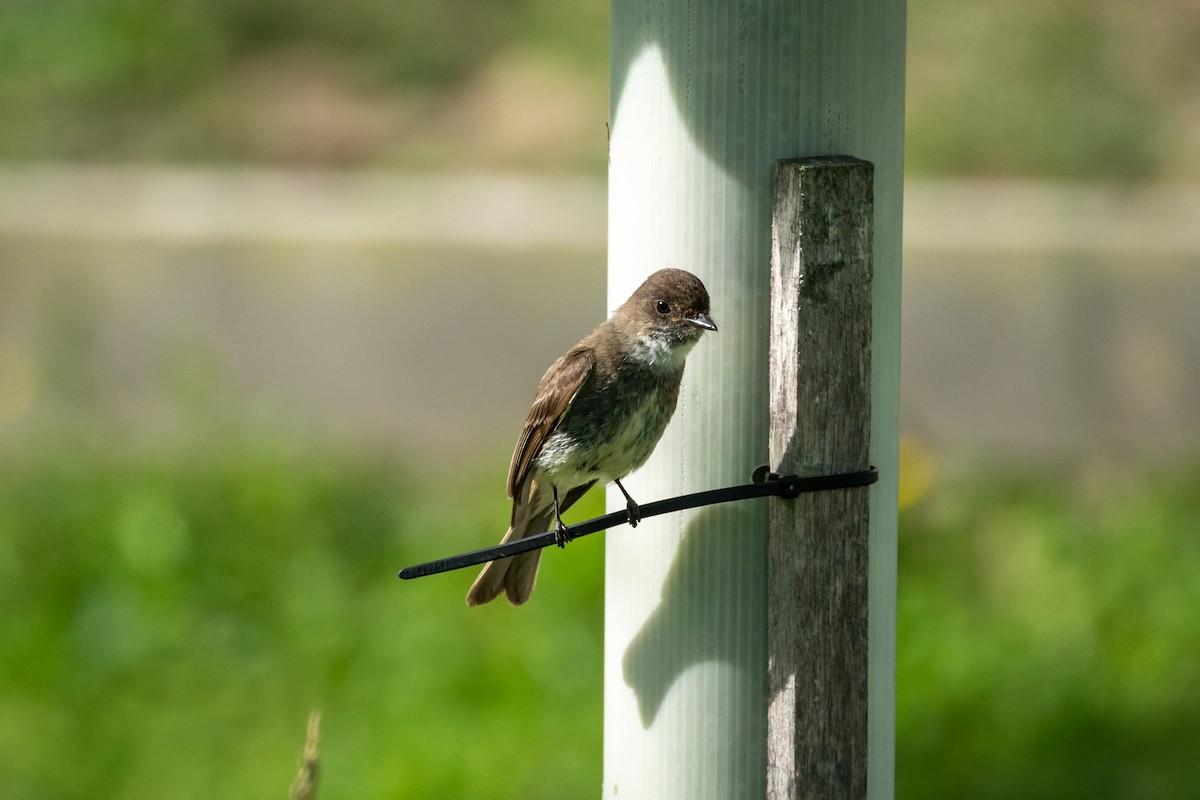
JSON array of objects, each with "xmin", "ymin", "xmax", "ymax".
[{"xmin": 1, "ymin": 1, "xmax": 1198, "ymax": 798}]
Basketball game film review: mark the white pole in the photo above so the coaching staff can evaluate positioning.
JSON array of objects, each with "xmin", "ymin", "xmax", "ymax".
[{"xmin": 604, "ymin": 0, "xmax": 904, "ymax": 797}]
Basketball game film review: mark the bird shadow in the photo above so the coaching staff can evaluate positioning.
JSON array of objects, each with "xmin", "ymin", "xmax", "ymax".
[{"xmin": 620, "ymin": 501, "xmax": 768, "ymax": 727}]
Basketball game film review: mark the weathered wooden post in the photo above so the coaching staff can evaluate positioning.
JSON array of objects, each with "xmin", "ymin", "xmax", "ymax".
[{"xmin": 768, "ymin": 156, "xmax": 874, "ymax": 799}]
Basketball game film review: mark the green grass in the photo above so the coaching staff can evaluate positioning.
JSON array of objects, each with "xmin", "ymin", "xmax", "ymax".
[{"xmin": 2, "ymin": 432, "xmax": 1199, "ymax": 798}]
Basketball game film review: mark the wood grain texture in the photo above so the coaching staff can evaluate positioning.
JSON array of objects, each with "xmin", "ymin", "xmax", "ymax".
[{"xmin": 768, "ymin": 156, "xmax": 874, "ymax": 800}]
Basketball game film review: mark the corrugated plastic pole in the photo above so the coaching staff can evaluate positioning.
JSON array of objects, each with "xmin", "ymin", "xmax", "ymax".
[{"xmin": 604, "ymin": 0, "xmax": 904, "ymax": 798}]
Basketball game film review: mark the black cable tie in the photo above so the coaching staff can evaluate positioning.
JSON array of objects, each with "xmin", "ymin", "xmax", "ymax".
[{"xmin": 397, "ymin": 466, "xmax": 877, "ymax": 581}]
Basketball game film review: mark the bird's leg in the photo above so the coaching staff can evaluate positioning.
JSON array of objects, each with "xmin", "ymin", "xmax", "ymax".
[
  {"xmin": 552, "ymin": 486, "xmax": 573, "ymax": 548},
  {"xmin": 614, "ymin": 479, "xmax": 642, "ymax": 527}
]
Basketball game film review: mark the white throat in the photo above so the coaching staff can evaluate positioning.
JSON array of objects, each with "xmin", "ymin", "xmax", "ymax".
[{"xmin": 626, "ymin": 331, "xmax": 696, "ymax": 370}]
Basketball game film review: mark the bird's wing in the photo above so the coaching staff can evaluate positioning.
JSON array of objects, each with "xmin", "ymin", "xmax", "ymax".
[{"xmin": 507, "ymin": 347, "xmax": 595, "ymax": 499}]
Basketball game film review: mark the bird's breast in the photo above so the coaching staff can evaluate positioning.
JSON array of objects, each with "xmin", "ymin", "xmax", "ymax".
[{"xmin": 533, "ymin": 366, "xmax": 683, "ymax": 487}]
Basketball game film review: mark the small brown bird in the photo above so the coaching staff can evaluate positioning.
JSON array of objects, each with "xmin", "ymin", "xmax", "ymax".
[{"xmin": 466, "ymin": 268, "xmax": 717, "ymax": 606}]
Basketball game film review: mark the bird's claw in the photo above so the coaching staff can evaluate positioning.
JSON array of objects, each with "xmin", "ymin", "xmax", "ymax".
[
  {"xmin": 614, "ymin": 479, "xmax": 641, "ymax": 528},
  {"xmin": 553, "ymin": 520, "xmax": 574, "ymax": 548}
]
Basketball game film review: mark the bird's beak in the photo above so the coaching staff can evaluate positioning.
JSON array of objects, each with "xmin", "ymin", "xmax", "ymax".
[{"xmin": 687, "ymin": 313, "xmax": 718, "ymax": 332}]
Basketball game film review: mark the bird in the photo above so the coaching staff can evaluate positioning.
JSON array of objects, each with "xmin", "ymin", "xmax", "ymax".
[{"xmin": 467, "ymin": 268, "xmax": 716, "ymax": 606}]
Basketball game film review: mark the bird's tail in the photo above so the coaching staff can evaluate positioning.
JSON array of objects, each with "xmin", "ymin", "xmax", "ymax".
[{"xmin": 465, "ymin": 507, "xmax": 554, "ymax": 606}]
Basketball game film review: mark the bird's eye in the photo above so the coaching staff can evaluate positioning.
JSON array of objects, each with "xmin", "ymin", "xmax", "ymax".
[{"xmin": 655, "ymin": 299, "xmax": 671, "ymax": 315}]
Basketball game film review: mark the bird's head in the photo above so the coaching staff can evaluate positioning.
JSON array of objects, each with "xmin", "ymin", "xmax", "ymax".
[{"xmin": 614, "ymin": 268, "xmax": 717, "ymax": 366}]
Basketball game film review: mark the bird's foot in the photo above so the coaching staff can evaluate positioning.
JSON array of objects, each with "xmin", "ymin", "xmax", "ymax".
[
  {"xmin": 551, "ymin": 485, "xmax": 574, "ymax": 548},
  {"xmin": 614, "ymin": 479, "xmax": 641, "ymax": 528},
  {"xmin": 553, "ymin": 520, "xmax": 574, "ymax": 548},
  {"xmin": 626, "ymin": 498, "xmax": 642, "ymax": 528}
]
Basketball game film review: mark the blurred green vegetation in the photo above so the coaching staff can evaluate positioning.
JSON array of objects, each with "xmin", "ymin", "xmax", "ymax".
[
  {"xmin": 3, "ymin": 429, "xmax": 1199, "ymax": 797},
  {"xmin": 906, "ymin": 5, "xmax": 1167, "ymax": 179},
  {"xmin": 0, "ymin": 0, "xmax": 608, "ymax": 165},
  {"xmin": 0, "ymin": 433, "xmax": 605, "ymax": 799},
  {"xmin": 0, "ymin": 0, "xmax": 1197, "ymax": 178},
  {"xmin": 897, "ymin": 460, "xmax": 1200, "ymax": 799}
]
